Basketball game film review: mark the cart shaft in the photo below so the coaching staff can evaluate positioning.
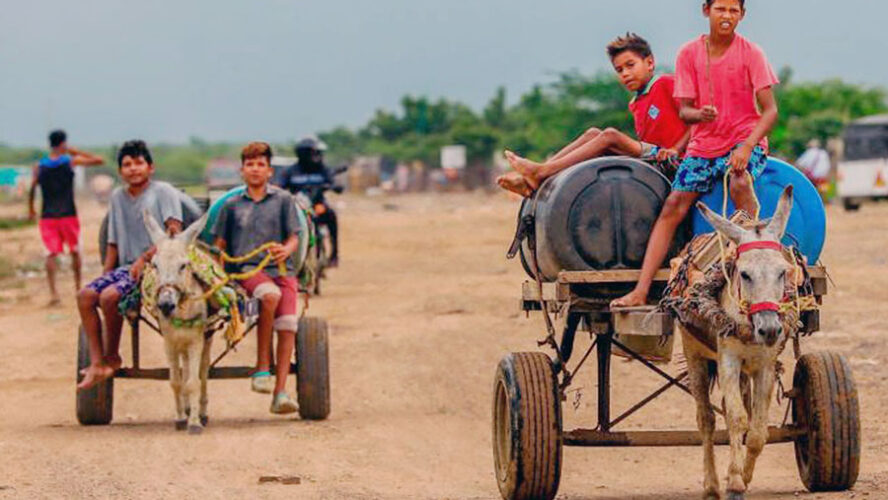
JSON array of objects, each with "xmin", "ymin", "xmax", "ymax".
[{"xmin": 563, "ymin": 426, "xmax": 804, "ymax": 447}]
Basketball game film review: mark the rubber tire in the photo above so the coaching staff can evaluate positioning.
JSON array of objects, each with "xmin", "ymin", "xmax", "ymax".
[
  {"xmin": 98, "ymin": 214, "xmax": 109, "ymax": 267},
  {"xmin": 842, "ymin": 199, "xmax": 861, "ymax": 212},
  {"xmin": 76, "ymin": 326, "xmax": 114, "ymax": 425},
  {"xmin": 492, "ymin": 352, "xmax": 562, "ymax": 500},
  {"xmin": 792, "ymin": 351, "xmax": 860, "ymax": 492},
  {"xmin": 296, "ymin": 317, "xmax": 331, "ymax": 420}
]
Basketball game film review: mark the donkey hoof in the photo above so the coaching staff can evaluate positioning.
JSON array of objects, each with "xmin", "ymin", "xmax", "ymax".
[
  {"xmin": 726, "ymin": 491, "xmax": 744, "ymax": 500},
  {"xmin": 200, "ymin": 415, "xmax": 209, "ymax": 427},
  {"xmin": 187, "ymin": 425, "xmax": 203, "ymax": 435},
  {"xmin": 175, "ymin": 420, "xmax": 187, "ymax": 431},
  {"xmin": 703, "ymin": 493, "xmax": 720, "ymax": 500}
]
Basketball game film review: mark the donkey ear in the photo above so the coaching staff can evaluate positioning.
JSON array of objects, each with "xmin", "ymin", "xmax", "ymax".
[
  {"xmin": 765, "ymin": 185, "xmax": 794, "ymax": 240},
  {"xmin": 143, "ymin": 209, "xmax": 168, "ymax": 245},
  {"xmin": 178, "ymin": 212, "xmax": 209, "ymax": 246},
  {"xmin": 696, "ymin": 202, "xmax": 747, "ymax": 243}
]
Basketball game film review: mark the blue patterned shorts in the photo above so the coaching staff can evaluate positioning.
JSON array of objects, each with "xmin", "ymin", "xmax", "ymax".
[
  {"xmin": 672, "ymin": 145, "xmax": 768, "ymax": 193},
  {"xmin": 85, "ymin": 266, "xmax": 136, "ymax": 296}
]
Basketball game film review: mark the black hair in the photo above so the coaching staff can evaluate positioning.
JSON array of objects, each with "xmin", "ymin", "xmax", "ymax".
[
  {"xmin": 705, "ymin": 0, "xmax": 745, "ymax": 8},
  {"xmin": 48, "ymin": 129, "xmax": 67, "ymax": 148},
  {"xmin": 606, "ymin": 33, "xmax": 653, "ymax": 61},
  {"xmin": 117, "ymin": 139, "xmax": 153, "ymax": 168}
]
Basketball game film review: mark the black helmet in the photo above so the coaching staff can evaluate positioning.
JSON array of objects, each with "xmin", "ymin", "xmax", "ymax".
[{"xmin": 295, "ymin": 135, "xmax": 327, "ymax": 155}]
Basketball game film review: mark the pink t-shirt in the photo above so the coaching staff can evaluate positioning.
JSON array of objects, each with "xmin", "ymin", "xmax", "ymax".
[{"xmin": 674, "ymin": 34, "xmax": 779, "ymax": 158}]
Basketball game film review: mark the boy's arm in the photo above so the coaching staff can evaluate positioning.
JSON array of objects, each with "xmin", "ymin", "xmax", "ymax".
[
  {"xmin": 68, "ymin": 147, "xmax": 105, "ymax": 167},
  {"xmin": 270, "ymin": 234, "xmax": 299, "ymax": 264},
  {"xmin": 27, "ymin": 164, "xmax": 38, "ymax": 220},
  {"xmin": 728, "ymin": 87, "xmax": 778, "ymax": 173},
  {"xmin": 104, "ymin": 244, "xmax": 119, "ymax": 273},
  {"xmin": 129, "ymin": 218, "xmax": 181, "ymax": 280},
  {"xmin": 679, "ymin": 99, "xmax": 718, "ymax": 125},
  {"xmin": 656, "ymin": 129, "xmax": 692, "ymax": 162}
]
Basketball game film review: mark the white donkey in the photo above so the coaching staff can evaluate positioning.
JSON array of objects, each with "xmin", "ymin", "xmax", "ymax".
[
  {"xmin": 682, "ymin": 186, "xmax": 797, "ymax": 500},
  {"xmin": 143, "ymin": 210, "xmax": 212, "ymax": 434}
]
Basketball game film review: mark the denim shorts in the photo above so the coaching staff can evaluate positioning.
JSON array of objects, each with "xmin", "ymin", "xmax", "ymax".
[{"xmin": 672, "ymin": 145, "xmax": 768, "ymax": 193}]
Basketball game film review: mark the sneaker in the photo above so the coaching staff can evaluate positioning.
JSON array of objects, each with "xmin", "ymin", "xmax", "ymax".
[
  {"xmin": 250, "ymin": 371, "xmax": 274, "ymax": 394},
  {"xmin": 270, "ymin": 392, "xmax": 298, "ymax": 414}
]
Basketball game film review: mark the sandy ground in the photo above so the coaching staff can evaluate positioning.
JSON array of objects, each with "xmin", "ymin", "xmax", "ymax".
[{"xmin": 0, "ymin": 193, "xmax": 886, "ymax": 500}]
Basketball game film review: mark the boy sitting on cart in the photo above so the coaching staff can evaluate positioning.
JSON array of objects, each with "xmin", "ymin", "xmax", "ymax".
[
  {"xmin": 77, "ymin": 140, "xmax": 183, "ymax": 389},
  {"xmin": 212, "ymin": 142, "xmax": 303, "ymax": 415},
  {"xmin": 499, "ymin": 33, "xmax": 690, "ymax": 196}
]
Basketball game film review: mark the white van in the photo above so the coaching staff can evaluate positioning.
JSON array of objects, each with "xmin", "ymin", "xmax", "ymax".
[{"xmin": 838, "ymin": 114, "xmax": 888, "ymax": 211}]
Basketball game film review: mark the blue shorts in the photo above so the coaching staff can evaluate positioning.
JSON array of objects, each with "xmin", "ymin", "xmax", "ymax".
[
  {"xmin": 85, "ymin": 266, "xmax": 136, "ymax": 297},
  {"xmin": 672, "ymin": 145, "xmax": 768, "ymax": 193}
]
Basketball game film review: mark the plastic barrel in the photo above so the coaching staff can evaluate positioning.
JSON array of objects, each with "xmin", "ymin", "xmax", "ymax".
[
  {"xmin": 520, "ymin": 156, "xmax": 689, "ymax": 288},
  {"xmin": 692, "ymin": 157, "xmax": 826, "ymax": 264}
]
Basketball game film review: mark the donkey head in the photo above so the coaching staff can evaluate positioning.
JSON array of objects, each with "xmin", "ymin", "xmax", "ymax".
[
  {"xmin": 696, "ymin": 186, "xmax": 795, "ymax": 347},
  {"xmin": 143, "ymin": 210, "xmax": 209, "ymax": 318}
]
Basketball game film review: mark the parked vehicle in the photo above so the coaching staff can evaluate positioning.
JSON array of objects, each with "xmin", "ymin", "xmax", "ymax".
[{"xmin": 837, "ymin": 114, "xmax": 888, "ymax": 211}]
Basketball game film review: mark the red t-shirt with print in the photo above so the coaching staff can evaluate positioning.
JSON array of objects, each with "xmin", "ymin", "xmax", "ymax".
[{"xmin": 628, "ymin": 74, "xmax": 688, "ymax": 150}]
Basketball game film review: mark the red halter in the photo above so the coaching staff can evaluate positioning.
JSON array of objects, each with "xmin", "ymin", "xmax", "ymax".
[{"xmin": 736, "ymin": 240, "xmax": 785, "ymax": 316}]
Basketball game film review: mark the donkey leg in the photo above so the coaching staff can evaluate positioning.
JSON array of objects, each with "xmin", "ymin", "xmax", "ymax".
[
  {"xmin": 199, "ymin": 337, "xmax": 212, "ymax": 426},
  {"xmin": 165, "ymin": 343, "xmax": 186, "ymax": 430},
  {"xmin": 688, "ymin": 355, "xmax": 720, "ymax": 499},
  {"xmin": 719, "ymin": 353, "xmax": 748, "ymax": 497},
  {"xmin": 743, "ymin": 367, "xmax": 776, "ymax": 486},
  {"xmin": 184, "ymin": 342, "xmax": 203, "ymax": 434}
]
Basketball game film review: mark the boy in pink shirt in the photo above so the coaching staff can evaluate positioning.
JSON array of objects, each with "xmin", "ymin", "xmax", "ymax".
[{"xmin": 613, "ymin": 0, "xmax": 779, "ymax": 308}]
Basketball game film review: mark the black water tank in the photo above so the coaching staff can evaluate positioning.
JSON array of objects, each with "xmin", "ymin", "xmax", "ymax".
[{"xmin": 519, "ymin": 156, "xmax": 688, "ymax": 284}]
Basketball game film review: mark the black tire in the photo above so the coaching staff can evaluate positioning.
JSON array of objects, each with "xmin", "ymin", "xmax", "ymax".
[
  {"xmin": 296, "ymin": 317, "xmax": 331, "ymax": 420},
  {"xmin": 842, "ymin": 199, "xmax": 861, "ymax": 212},
  {"xmin": 76, "ymin": 326, "xmax": 114, "ymax": 425},
  {"xmin": 792, "ymin": 351, "xmax": 860, "ymax": 492},
  {"xmin": 492, "ymin": 352, "xmax": 562, "ymax": 500},
  {"xmin": 98, "ymin": 214, "xmax": 109, "ymax": 266}
]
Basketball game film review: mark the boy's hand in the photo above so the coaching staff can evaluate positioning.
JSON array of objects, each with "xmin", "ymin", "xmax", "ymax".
[
  {"xmin": 701, "ymin": 105, "xmax": 719, "ymax": 123},
  {"xmin": 728, "ymin": 144, "xmax": 755, "ymax": 174},
  {"xmin": 130, "ymin": 257, "xmax": 146, "ymax": 280},
  {"xmin": 656, "ymin": 148, "xmax": 679, "ymax": 162},
  {"xmin": 269, "ymin": 243, "xmax": 291, "ymax": 264}
]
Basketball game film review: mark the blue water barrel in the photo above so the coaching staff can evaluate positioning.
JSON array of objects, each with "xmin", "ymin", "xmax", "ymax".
[{"xmin": 691, "ymin": 157, "xmax": 826, "ymax": 263}]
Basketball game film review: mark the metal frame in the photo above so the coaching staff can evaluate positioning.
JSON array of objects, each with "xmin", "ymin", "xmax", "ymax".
[{"xmin": 522, "ymin": 267, "xmax": 827, "ymax": 448}]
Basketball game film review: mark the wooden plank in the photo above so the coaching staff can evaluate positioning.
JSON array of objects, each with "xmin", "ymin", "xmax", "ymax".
[
  {"xmin": 521, "ymin": 281, "xmax": 570, "ymax": 303},
  {"xmin": 558, "ymin": 269, "xmax": 672, "ymax": 284},
  {"xmin": 612, "ymin": 307, "xmax": 673, "ymax": 337},
  {"xmin": 115, "ymin": 364, "xmax": 297, "ymax": 380},
  {"xmin": 563, "ymin": 426, "xmax": 803, "ymax": 447}
]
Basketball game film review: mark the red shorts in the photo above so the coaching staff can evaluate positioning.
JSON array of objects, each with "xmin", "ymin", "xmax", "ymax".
[
  {"xmin": 239, "ymin": 272, "xmax": 300, "ymax": 331},
  {"xmin": 39, "ymin": 216, "xmax": 80, "ymax": 256}
]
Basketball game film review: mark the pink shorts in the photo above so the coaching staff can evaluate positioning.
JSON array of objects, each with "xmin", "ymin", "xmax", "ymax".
[
  {"xmin": 239, "ymin": 272, "xmax": 300, "ymax": 331},
  {"xmin": 39, "ymin": 216, "xmax": 80, "ymax": 256}
]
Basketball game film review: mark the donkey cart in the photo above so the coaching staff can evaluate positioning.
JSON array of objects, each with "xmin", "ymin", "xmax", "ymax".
[
  {"xmin": 492, "ymin": 266, "xmax": 860, "ymax": 500},
  {"xmin": 75, "ymin": 306, "xmax": 331, "ymax": 426}
]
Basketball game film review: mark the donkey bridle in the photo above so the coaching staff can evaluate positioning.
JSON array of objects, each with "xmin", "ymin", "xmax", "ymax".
[{"xmin": 735, "ymin": 240, "xmax": 786, "ymax": 318}]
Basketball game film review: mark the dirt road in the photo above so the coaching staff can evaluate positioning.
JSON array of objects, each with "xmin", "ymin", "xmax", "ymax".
[{"xmin": 0, "ymin": 193, "xmax": 886, "ymax": 499}]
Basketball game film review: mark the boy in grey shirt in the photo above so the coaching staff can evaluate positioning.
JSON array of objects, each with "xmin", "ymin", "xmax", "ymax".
[{"xmin": 76, "ymin": 140, "xmax": 183, "ymax": 389}]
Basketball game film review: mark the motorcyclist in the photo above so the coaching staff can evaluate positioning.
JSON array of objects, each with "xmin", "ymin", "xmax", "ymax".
[{"xmin": 280, "ymin": 136, "xmax": 340, "ymax": 267}]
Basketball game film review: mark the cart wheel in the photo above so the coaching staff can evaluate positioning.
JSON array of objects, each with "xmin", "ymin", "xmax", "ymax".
[
  {"xmin": 76, "ymin": 326, "xmax": 114, "ymax": 425},
  {"xmin": 296, "ymin": 317, "xmax": 330, "ymax": 420},
  {"xmin": 792, "ymin": 351, "xmax": 860, "ymax": 491},
  {"xmin": 492, "ymin": 352, "xmax": 562, "ymax": 500}
]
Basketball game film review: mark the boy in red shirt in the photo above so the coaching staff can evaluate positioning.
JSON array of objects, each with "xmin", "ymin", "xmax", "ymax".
[
  {"xmin": 613, "ymin": 0, "xmax": 779, "ymax": 308},
  {"xmin": 499, "ymin": 33, "xmax": 689, "ymax": 196}
]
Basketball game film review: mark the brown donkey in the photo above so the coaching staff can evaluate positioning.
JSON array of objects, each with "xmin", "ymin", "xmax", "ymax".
[{"xmin": 682, "ymin": 186, "xmax": 797, "ymax": 500}]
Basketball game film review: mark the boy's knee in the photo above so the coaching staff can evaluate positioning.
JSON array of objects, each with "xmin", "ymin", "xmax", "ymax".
[
  {"xmin": 255, "ymin": 283, "xmax": 282, "ymax": 311},
  {"xmin": 730, "ymin": 173, "xmax": 752, "ymax": 194},
  {"xmin": 98, "ymin": 289, "xmax": 121, "ymax": 309},
  {"xmin": 77, "ymin": 288, "xmax": 99, "ymax": 308},
  {"xmin": 662, "ymin": 193, "xmax": 695, "ymax": 220},
  {"xmin": 600, "ymin": 127, "xmax": 623, "ymax": 145},
  {"xmin": 583, "ymin": 127, "xmax": 602, "ymax": 139}
]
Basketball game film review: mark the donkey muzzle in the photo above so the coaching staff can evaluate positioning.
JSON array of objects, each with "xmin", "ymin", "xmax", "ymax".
[
  {"xmin": 751, "ymin": 310, "xmax": 783, "ymax": 346},
  {"xmin": 157, "ymin": 286, "xmax": 181, "ymax": 318}
]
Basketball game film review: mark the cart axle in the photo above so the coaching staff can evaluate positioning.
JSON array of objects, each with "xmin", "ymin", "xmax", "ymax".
[
  {"xmin": 563, "ymin": 426, "xmax": 804, "ymax": 447},
  {"xmin": 114, "ymin": 363, "xmax": 298, "ymax": 380}
]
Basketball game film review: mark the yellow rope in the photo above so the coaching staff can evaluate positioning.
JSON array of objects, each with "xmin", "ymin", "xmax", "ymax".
[
  {"xmin": 716, "ymin": 169, "xmax": 759, "ymax": 311},
  {"xmin": 198, "ymin": 242, "xmax": 288, "ymax": 301}
]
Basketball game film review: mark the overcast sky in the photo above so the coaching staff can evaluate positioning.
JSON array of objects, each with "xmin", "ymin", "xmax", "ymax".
[{"xmin": 1, "ymin": 0, "xmax": 885, "ymax": 147}]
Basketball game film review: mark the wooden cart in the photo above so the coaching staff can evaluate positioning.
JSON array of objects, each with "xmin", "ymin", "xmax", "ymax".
[{"xmin": 492, "ymin": 267, "xmax": 860, "ymax": 500}]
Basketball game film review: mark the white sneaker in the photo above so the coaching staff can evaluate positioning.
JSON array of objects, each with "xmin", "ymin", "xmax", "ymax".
[
  {"xmin": 270, "ymin": 392, "xmax": 298, "ymax": 414},
  {"xmin": 250, "ymin": 372, "xmax": 274, "ymax": 394}
]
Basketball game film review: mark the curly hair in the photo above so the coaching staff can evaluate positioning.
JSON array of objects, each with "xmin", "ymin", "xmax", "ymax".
[
  {"xmin": 241, "ymin": 141, "xmax": 273, "ymax": 164},
  {"xmin": 48, "ymin": 129, "xmax": 67, "ymax": 148},
  {"xmin": 117, "ymin": 139, "xmax": 153, "ymax": 167},
  {"xmin": 606, "ymin": 33, "xmax": 653, "ymax": 61}
]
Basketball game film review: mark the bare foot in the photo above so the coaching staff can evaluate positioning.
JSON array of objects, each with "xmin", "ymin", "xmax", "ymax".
[
  {"xmin": 104, "ymin": 354, "xmax": 123, "ymax": 371},
  {"xmin": 77, "ymin": 364, "xmax": 114, "ymax": 390},
  {"xmin": 610, "ymin": 289, "xmax": 649, "ymax": 308},
  {"xmin": 46, "ymin": 297, "xmax": 61, "ymax": 307},
  {"xmin": 504, "ymin": 151, "xmax": 543, "ymax": 190},
  {"xmin": 496, "ymin": 172, "xmax": 534, "ymax": 197}
]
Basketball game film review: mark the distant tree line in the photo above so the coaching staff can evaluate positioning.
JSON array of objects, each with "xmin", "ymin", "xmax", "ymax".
[{"xmin": 0, "ymin": 67, "xmax": 884, "ymax": 186}]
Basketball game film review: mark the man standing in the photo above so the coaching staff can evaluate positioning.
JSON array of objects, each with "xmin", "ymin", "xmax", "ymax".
[
  {"xmin": 29, "ymin": 130, "xmax": 105, "ymax": 305},
  {"xmin": 797, "ymin": 139, "xmax": 831, "ymax": 199}
]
